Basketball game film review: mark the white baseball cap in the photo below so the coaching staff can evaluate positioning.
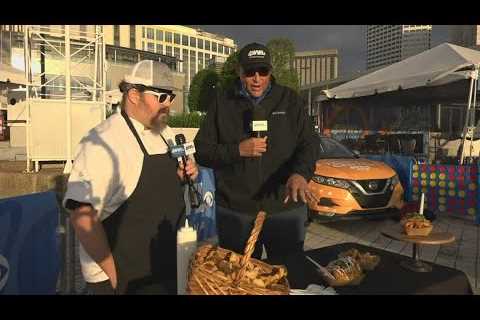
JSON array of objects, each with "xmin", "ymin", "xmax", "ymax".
[{"xmin": 123, "ymin": 60, "xmax": 176, "ymax": 91}]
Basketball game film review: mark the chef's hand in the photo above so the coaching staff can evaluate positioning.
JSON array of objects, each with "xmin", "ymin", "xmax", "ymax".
[
  {"xmin": 283, "ymin": 174, "xmax": 319, "ymax": 204},
  {"xmin": 177, "ymin": 158, "xmax": 199, "ymax": 182}
]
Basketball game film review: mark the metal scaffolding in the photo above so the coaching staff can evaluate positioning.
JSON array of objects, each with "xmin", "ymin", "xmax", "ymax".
[{"xmin": 23, "ymin": 25, "xmax": 106, "ymax": 173}]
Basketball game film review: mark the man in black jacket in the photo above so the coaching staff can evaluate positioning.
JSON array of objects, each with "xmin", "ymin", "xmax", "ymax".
[{"xmin": 194, "ymin": 43, "xmax": 318, "ymax": 262}]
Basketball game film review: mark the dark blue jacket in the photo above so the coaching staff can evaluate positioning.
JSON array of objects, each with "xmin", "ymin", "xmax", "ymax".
[{"xmin": 194, "ymin": 79, "xmax": 317, "ymax": 215}]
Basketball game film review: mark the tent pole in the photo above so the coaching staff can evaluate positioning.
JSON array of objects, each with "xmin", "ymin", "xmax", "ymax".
[
  {"xmin": 460, "ymin": 66, "xmax": 478, "ymax": 165},
  {"xmin": 469, "ymin": 73, "xmax": 478, "ymax": 158},
  {"xmin": 436, "ymin": 104, "xmax": 441, "ymax": 131}
]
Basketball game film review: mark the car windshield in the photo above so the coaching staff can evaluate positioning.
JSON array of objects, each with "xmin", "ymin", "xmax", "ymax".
[{"xmin": 318, "ymin": 136, "xmax": 356, "ymax": 159}]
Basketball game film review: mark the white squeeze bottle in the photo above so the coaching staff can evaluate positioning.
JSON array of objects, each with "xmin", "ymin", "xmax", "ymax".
[{"xmin": 177, "ymin": 219, "xmax": 197, "ymax": 295}]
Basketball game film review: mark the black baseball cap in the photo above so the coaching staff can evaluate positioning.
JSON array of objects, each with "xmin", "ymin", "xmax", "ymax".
[{"xmin": 239, "ymin": 43, "xmax": 272, "ymax": 70}]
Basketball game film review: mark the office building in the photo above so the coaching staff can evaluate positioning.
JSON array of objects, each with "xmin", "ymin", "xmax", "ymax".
[
  {"xmin": 293, "ymin": 49, "xmax": 338, "ymax": 87},
  {"xmin": 367, "ymin": 25, "xmax": 432, "ymax": 70},
  {"xmin": 102, "ymin": 25, "xmax": 237, "ymax": 88},
  {"xmin": 449, "ymin": 25, "xmax": 480, "ymax": 49}
]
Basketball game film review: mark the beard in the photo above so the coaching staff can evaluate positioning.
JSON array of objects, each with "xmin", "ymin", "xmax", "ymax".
[{"xmin": 150, "ymin": 110, "xmax": 169, "ymax": 133}]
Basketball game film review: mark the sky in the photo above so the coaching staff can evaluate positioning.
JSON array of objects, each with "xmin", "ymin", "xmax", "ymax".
[{"xmin": 195, "ymin": 25, "xmax": 450, "ymax": 76}]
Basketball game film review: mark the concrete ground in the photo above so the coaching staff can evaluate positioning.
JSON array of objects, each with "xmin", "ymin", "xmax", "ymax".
[{"xmin": 305, "ymin": 214, "xmax": 479, "ymax": 295}]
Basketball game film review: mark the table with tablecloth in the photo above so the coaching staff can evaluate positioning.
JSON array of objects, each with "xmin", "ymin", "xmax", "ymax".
[{"xmin": 274, "ymin": 242, "xmax": 473, "ymax": 295}]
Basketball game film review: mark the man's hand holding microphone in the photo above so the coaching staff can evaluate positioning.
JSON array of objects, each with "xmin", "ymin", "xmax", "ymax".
[
  {"xmin": 173, "ymin": 134, "xmax": 201, "ymax": 208},
  {"xmin": 240, "ymin": 106, "xmax": 318, "ymax": 205},
  {"xmin": 239, "ymin": 136, "xmax": 268, "ymax": 157},
  {"xmin": 239, "ymin": 107, "xmax": 269, "ymax": 157},
  {"xmin": 177, "ymin": 159, "xmax": 198, "ymax": 182},
  {"xmin": 173, "ymin": 134, "xmax": 199, "ymax": 182}
]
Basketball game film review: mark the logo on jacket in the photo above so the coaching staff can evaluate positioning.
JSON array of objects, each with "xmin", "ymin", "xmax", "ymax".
[
  {"xmin": 248, "ymin": 50, "xmax": 266, "ymax": 58},
  {"xmin": 203, "ymin": 192, "xmax": 214, "ymax": 208},
  {"xmin": 0, "ymin": 254, "xmax": 9, "ymax": 291}
]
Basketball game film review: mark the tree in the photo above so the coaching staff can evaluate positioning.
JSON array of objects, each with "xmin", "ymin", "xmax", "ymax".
[
  {"xmin": 188, "ymin": 68, "xmax": 219, "ymax": 112},
  {"xmin": 267, "ymin": 38, "xmax": 299, "ymax": 92},
  {"xmin": 219, "ymin": 51, "xmax": 240, "ymax": 90}
]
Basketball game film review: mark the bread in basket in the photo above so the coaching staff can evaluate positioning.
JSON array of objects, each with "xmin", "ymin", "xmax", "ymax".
[{"xmin": 186, "ymin": 211, "xmax": 290, "ymax": 295}]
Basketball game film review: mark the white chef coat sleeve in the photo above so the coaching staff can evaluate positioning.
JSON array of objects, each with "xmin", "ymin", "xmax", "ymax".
[{"xmin": 63, "ymin": 136, "xmax": 119, "ymax": 216}]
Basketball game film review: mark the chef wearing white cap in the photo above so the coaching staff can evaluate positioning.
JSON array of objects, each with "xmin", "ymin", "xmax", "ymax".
[{"xmin": 63, "ymin": 60, "xmax": 198, "ymax": 294}]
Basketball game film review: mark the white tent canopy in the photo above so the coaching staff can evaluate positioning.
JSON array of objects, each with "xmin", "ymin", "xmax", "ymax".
[{"xmin": 323, "ymin": 43, "xmax": 480, "ymax": 100}]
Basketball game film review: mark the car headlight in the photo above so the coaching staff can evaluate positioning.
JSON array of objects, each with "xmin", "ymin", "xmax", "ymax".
[
  {"xmin": 312, "ymin": 175, "xmax": 351, "ymax": 190},
  {"xmin": 390, "ymin": 174, "xmax": 400, "ymax": 186}
]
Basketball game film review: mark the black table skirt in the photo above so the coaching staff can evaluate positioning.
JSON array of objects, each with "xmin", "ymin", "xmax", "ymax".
[{"xmin": 275, "ymin": 243, "xmax": 473, "ymax": 295}]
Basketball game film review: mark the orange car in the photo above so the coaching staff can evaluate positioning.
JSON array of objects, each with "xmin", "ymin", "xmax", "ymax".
[{"xmin": 307, "ymin": 135, "xmax": 404, "ymax": 221}]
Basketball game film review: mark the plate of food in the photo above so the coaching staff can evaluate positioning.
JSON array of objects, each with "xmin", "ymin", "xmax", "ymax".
[
  {"xmin": 309, "ymin": 256, "xmax": 365, "ymax": 287},
  {"xmin": 401, "ymin": 213, "xmax": 433, "ymax": 236},
  {"xmin": 338, "ymin": 248, "xmax": 380, "ymax": 271}
]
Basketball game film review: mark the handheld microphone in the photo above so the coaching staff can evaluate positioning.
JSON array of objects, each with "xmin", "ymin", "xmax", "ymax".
[
  {"xmin": 251, "ymin": 107, "xmax": 268, "ymax": 138},
  {"xmin": 174, "ymin": 134, "xmax": 201, "ymax": 208}
]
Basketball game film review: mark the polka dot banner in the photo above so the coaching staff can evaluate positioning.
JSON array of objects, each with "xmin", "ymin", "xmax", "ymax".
[{"xmin": 410, "ymin": 163, "xmax": 479, "ymax": 223}]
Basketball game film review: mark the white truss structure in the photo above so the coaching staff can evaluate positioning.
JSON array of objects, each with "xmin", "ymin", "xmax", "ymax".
[{"xmin": 23, "ymin": 25, "xmax": 106, "ymax": 173}]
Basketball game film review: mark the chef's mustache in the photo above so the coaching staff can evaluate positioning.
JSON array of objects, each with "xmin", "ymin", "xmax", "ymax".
[{"xmin": 157, "ymin": 107, "xmax": 170, "ymax": 115}]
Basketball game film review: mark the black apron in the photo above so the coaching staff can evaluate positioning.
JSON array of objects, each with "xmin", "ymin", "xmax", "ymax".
[{"xmin": 102, "ymin": 110, "xmax": 185, "ymax": 294}]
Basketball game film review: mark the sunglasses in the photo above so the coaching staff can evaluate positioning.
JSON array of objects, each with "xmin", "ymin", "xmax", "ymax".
[
  {"xmin": 243, "ymin": 66, "xmax": 271, "ymax": 77},
  {"xmin": 144, "ymin": 90, "xmax": 176, "ymax": 104}
]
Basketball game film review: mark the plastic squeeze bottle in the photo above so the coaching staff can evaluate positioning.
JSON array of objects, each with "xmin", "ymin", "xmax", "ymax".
[{"xmin": 177, "ymin": 219, "xmax": 197, "ymax": 295}]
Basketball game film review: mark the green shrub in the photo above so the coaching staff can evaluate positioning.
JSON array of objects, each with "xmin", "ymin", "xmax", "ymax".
[{"xmin": 168, "ymin": 112, "xmax": 206, "ymax": 128}]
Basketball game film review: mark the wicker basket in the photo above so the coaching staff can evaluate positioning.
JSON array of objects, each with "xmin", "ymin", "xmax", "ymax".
[{"xmin": 186, "ymin": 211, "xmax": 290, "ymax": 295}]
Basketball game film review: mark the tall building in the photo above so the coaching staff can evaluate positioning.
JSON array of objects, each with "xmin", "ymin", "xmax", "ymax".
[
  {"xmin": 367, "ymin": 25, "xmax": 432, "ymax": 70},
  {"xmin": 449, "ymin": 25, "xmax": 480, "ymax": 49},
  {"xmin": 207, "ymin": 56, "xmax": 227, "ymax": 74},
  {"xmin": 102, "ymin": 25, "xmax": 237, "ymax": 88},
  {"xmin": 293, "ymin": 49, "xmax": 338, "ymax": 87}
]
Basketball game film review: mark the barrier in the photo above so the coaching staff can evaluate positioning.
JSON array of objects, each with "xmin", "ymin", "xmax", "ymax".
[
  {"xmin": 0, "ymin": 191, "xmax": 60, "ymax": 294},
  {"xmin": 185, "ymin": 167, "xmax": 217, "ymax": 241},
  {"xmin": 364, "ymin": 154, "xmax": 415, "ymax": 202}
]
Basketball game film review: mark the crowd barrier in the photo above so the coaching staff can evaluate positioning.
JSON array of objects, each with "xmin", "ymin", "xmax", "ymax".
[{"xmin": 0, "ymin": 191, "xmax": 60, "ymax": 294}]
